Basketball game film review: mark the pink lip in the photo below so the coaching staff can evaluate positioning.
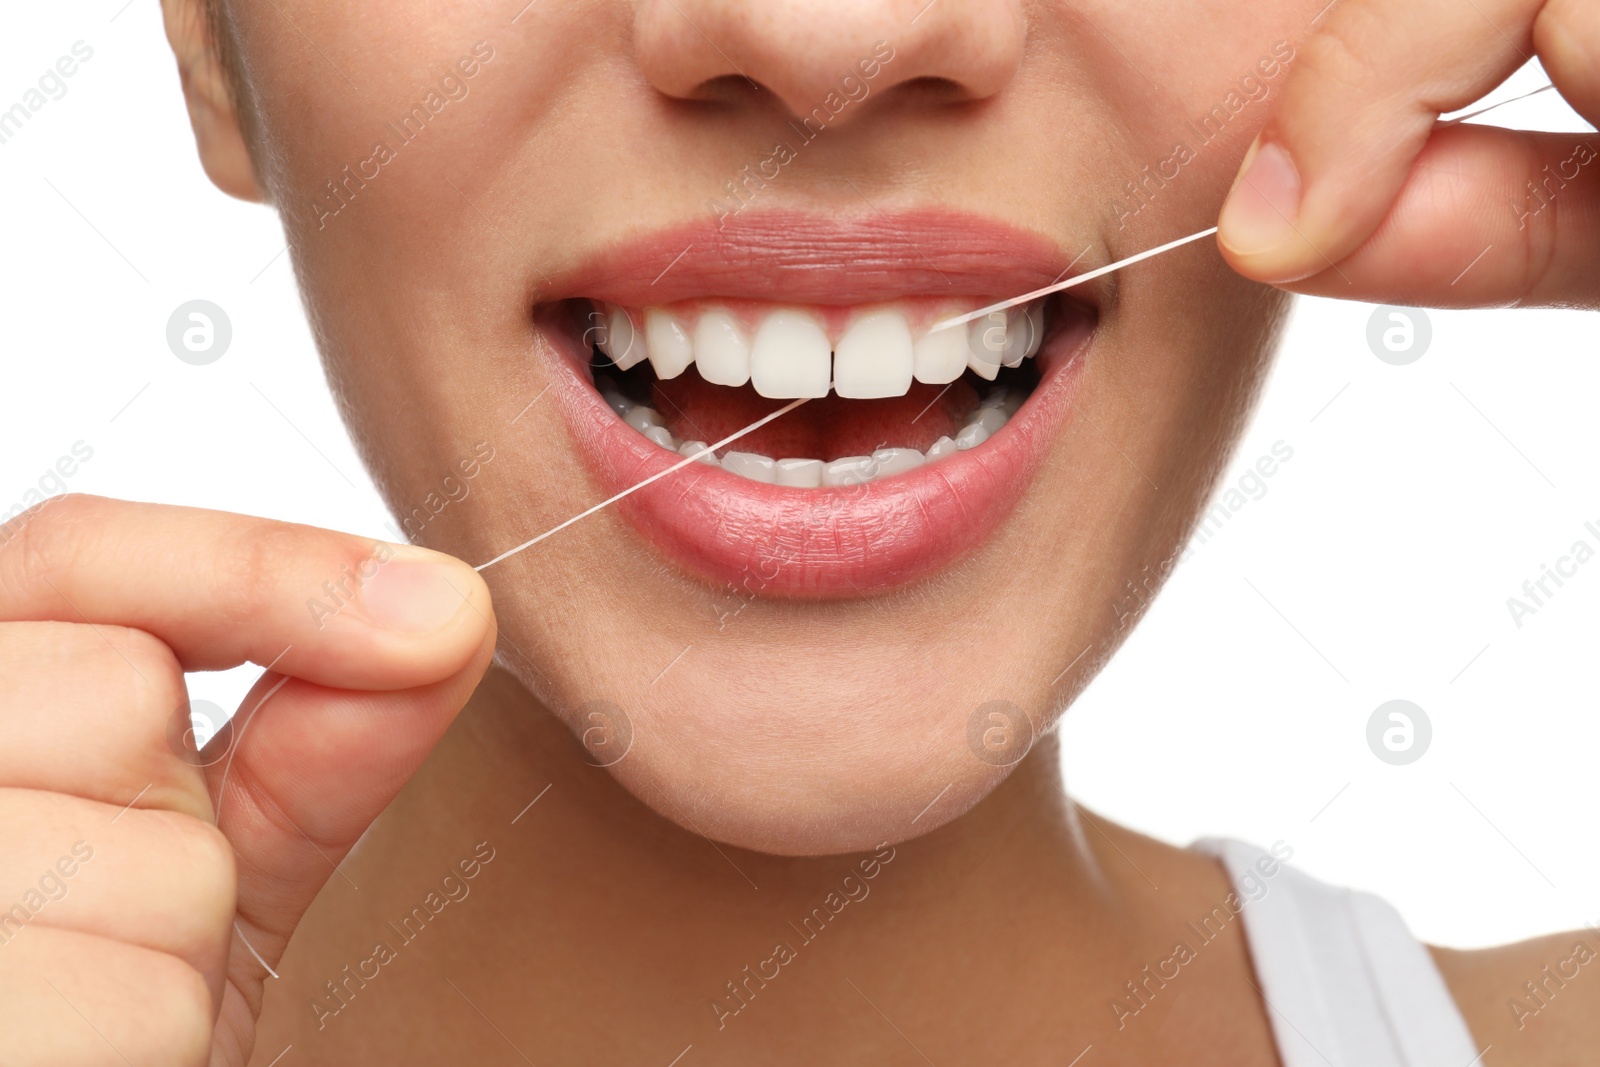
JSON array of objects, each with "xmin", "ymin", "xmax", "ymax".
[
  {"xmin": 557, "ymin": 209, "xmax": 1097, "ymax": 307},
  {"xmin": 538, "ymin": 211, "xmax": 1098, "ymax": 597}
]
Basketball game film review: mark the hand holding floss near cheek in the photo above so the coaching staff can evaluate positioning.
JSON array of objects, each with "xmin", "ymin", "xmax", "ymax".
[
  {"xmin": 1009, "ymin": 0, "xmax": 1589, "ymax": 323},
  {"xmin": 1215, "ymin": 0, "xmax": 1598, "ymax": 307},
  {"xmin": 970, "ymin": 0, "xmax": 1593, "ymax": 334}
]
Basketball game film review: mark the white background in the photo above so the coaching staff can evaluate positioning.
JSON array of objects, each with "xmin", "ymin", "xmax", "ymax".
[{"xmin": 3, "ymin": 3, "xmax": 1595, "ymax": 949}]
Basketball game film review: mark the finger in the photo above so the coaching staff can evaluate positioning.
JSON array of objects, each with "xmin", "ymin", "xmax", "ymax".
[
  {"xmin": 0, "ymin": 494, "xmax": 488, "ymax": 691},
  {"xmin": 0, "ymin": 496, "xmax": 498, "ymax": 1023},
  {"xmin": 0, "ymin": 791, "xmax": 233, "ymax": 1002},
  {"xmin": 0, "ymin": 925, "xmax": 212, "ymax": 1067},
  {"xmin": 1275, "ymin": 124, "xmax": 1600, "ymax": 307},
  {"xmin": 1537, "ymin": 0, "xmax": 1600, "ymax": 122},
  {"xmin": 1216, "ymin": 0, "xmax": 1542, "ymax": 283},
  {"xmin": 0, "ymin": 622, "xmax": 212, "ymax": 819},
  {"xmin": 208, "ymin": 631, "xmax": 495, "ymax": 993}
]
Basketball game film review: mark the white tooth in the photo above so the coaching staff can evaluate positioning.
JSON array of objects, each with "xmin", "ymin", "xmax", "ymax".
[
  {"xmin": 645, "ymin": 308, "xmax": 695, "ymax": 380},
  {"xmin": 679, "ymin": 440, "xmax": 719, "ymax": 465},
  {"xmin": 1025, "ymin": 301, "xmax": 1045, "ymax": 357},
  {"xmin": 643, "ymin": 425, "xmax": 677, "ymax": 450},
  {"xmin": 834, "ymin": 310, "xmax": 914, "ymax": 399},
  {"xmin": 608, "ymin": 306, "xmax": 645, "ymax": 371},
  {"xmin": 822, "ymin": 456, "xmax": 875, "ymax": 487},
  {"xmin": 623, "ymin": 406, "xmax": 663, "ymax": 434},
  {"xmin": 1002, "ymin": 308, "xmax": 1029, "ymax": 367},
  {"xmin": 722, "ymin": 451, "xmax": 776, "ymax": 483},
  {"xmin": 966, "ymin": 312, "xmax": 1006, "ymax": 381},
  {"xmin": 925, "ymin": 435, "xmax": 959, "ymax": 461},
  {"xmin": 913, "ymin": 324, "xmax": 969, "ymax": 385},
  {"xmin": 974, "ymin": 406, "xmax": 1007, "ymax": 436},
  {"xmin": 870, "ymin": 447, "xmax": 924, "ymax": 478},
  {"xmin": 978, "ymin": 387, "xmax": 1008, "ymax": 409},
  {"xmin": 1003, "ymin": 390, "xmax": 1025, "ymax": 417},
  {"xmin": 597, "ymin": 377, "xmax": 633, "ymax": 415},
  {"xmin": 775, "ymin": 457, "xmax": 824, "ymax": 488},
  {"xmin": 954, "ymin": 423, "xmax": 989, "ymax": 450},
  {"xmin": 750, "ymin": 310, "xmax": 832, "ymax": 399},
  {"xmin": 694, "ymin": 310, "xmax": 751, "ymax": 387}
]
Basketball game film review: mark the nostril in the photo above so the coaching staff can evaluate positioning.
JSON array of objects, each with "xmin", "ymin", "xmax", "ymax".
[
  {"xmin": 634, "ymin": 0, "xmax": 1026, "ymax": 122},
  {"xmin": 897, "ymin": 76, "xmax": 970, "ymax": 104},
  {"xmin": 687, "ymin": 73, "xmax": 766, "ymax": 105}
]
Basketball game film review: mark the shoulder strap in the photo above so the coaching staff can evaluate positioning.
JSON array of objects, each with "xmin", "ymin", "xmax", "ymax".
[{"xmin": 1192, "ymin": 838, "xmax": 1482, "ymax": 1067}]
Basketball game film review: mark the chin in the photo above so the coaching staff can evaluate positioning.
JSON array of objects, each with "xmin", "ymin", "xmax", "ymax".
[{"xmin": 571, "ymin": 660, "xmax": 1030, "ymax": 857}]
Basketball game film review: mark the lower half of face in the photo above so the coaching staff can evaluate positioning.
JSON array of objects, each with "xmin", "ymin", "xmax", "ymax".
[{"xmin": 228, "ymin": 0, "xmax": 1302, "ymax": 853}]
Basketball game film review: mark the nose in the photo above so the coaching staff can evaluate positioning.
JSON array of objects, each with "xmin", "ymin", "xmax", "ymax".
[{"xmin": 633, "ymin": 0, "xmax": 1026, "ymax": 125}]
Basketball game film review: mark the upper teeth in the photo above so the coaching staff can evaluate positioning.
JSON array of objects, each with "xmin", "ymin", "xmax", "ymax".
[{"xmin": 593, "ymin": 301, "xmax": 1045, "ymax": 399}]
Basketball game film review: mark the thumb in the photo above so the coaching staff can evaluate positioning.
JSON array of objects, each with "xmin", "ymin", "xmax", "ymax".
[
  {"xmin": 206, "ymin": 622, "xmax": 495, "ymax": 983},
  {"xmin": 201, "ymin": 576, "xmax": 495, "ymax": 1034}
]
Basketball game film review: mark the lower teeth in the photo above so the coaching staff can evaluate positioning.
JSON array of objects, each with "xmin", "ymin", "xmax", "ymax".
[{"xmin": 598, "ymin": 377, "xmax": 1025, "ymax": 488}]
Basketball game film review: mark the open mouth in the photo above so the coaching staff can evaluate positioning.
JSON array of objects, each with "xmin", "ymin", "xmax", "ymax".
[
  {"xmin": 584, "ymin": 296, "xmax": 1053, "ymax": 487},
  {"xmin": 533, "ymin": 211, "xmax": 1100, "ymax": 596}
]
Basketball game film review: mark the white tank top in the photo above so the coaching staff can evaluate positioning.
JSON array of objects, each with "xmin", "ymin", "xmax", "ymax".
[{"xmin": 1194, "ymin": 839, "xmax": 1483, "ymax": 1067}]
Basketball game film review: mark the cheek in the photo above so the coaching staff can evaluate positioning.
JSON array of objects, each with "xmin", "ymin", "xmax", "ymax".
[{"xmin": 1065, "ymin": 0, "xmax": 1319, "ymax": 223}]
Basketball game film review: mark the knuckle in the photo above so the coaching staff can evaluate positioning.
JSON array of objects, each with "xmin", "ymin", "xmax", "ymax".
[
  {"xmin": 167, "ymin": 812, "xmax": 238, "ymax": 907},
  {"xmin": 144, "ymin": 811, "xmax": 239, "ymax": 952},
  {"xmin": 110, "ymin": 625, "xmax": 187, "ymax": 697},
  {"xmin": 1297, "ymin": 3, "xmax": 1388, "ymax": 96},
  {"xmin": 1536, "ymin": 0, "xmax": 1592, "ymax": 52},
  {"xmin": 31, "ymin": 620, "xmax": 186, "ymax": 729},
  {"xmin": 92, "ymin": 626, "xmax": 192, "ymax": 747},
  {"xmin": 217, "ymin": 518, "xmax": 308, "ymax": 630},
  {"xmin": 140, "ymin": 953, "xmax": 215, "ymax": 1067},
  {"xmin": 1534, "ymin": 0, "xmax": 1599, "ymax": 115},
  {"xmin": 0, "ymin": 493, "xmax": 96, "ymax": 592}
]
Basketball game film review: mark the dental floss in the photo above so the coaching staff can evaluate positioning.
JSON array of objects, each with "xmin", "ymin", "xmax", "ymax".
[
  {"xmin": 475, "ymin": 397, "xmax": 810, "ymax": 571},
  {"xmin": 483, "ymin": 77, "xmax": 1548, "ymax": 575},
  {"xmin": 928, "ymin": 81, "xmax": 1554, "ymax": 333},
  {"xmin": 467, "ymin": 82, "xmax": 1555, "ymax": 572},
  {"xmin": 929, "ymin": 227, "xmax": 1219, "ymax": 333},
  {"xmin": 474, "ymin": 225, "xmax": 1233, "ymax": 571},
  {"xmin": 1441, "ymin": 81, "xmax": 1555, "ymax": 126}
]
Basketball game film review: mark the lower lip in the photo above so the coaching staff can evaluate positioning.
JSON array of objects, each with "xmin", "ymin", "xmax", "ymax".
[{"xmin": 542, "ymin": 312, "xmax": 1094, "ymax": 596}]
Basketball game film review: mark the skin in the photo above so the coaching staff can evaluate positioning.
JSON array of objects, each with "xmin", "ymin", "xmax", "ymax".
[{"xmin": 0, "ymin": 0, "xmax": 1594, "ymax": 1064}]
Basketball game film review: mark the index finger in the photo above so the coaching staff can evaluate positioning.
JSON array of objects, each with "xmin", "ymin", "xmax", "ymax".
[
  {"xmin": 1216, "ymin": 0, "xmax": 1543, "ymax": 283},
  {"xmin": 0, "ymin": 495, "xmax": 490, "ymax": 691}
]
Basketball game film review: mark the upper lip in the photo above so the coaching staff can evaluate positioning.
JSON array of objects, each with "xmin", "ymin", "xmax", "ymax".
[{"xmin": 546, "ymin": 208, "xmax": 1102, "ymax": 309}]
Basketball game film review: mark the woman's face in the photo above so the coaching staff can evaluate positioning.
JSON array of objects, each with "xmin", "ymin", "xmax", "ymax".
[{"xmin": 202, "ymin": 0, "xmax": 1309, "ymax": 854}]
